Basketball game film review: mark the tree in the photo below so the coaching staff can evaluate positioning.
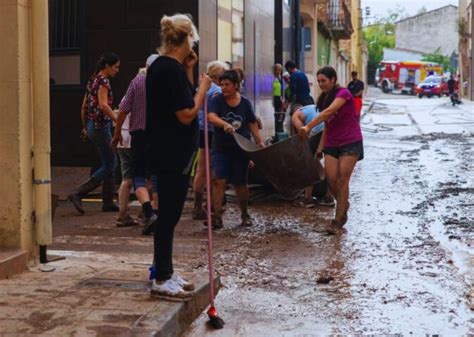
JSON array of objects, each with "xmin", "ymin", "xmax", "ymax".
[
  {"xmin": 421, "ymin": 48, "xmax": 455, "ymax": 74},
  {"xmin": 363, "ymin": 23, "xmax": 395, "ymax": 84},
  {"xmin": 363, "ymin": 6, "xmax": 408, "ymax": 84},
  {"xmin": 416, "ymin": 6, "xmax": 428, "ymax": 15}
]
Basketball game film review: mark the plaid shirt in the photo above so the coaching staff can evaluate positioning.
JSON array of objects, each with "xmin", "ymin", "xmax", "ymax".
[{"xmin": 119, "ymin": 73, "xmax": 146, "ymax": 132}]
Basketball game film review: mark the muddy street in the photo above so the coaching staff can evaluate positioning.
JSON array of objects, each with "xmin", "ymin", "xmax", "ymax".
[
  {"xmin": 184, "ymin": 88, "xmax": 474, "ymax": 335},
  {"xmin": 35, "ymin": 89, "xmax": 474, "ymax": 335}
]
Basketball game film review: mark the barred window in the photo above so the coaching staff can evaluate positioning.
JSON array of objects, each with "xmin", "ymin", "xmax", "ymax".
[
  {"xmin": 49, "ymin": 0, "xmax": 82, "ymax": 85},
  {"xmin": 49, "ymin": 0, "xmax": 81, "ymax": 51}
]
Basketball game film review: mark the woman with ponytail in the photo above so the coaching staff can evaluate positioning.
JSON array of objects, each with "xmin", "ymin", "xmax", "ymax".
[
  {"xmin": 298, "ymin": 66, "xmax": 363, "ymax": 235},
  {"xmin": 68, "ymin": 52, "xmax": 120, "ymax": 214},
  {"xmin": 146, "ymin": 14, "xmax": 212, "ymax": 300}
]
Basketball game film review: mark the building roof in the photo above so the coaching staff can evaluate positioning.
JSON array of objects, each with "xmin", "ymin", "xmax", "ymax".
[
  {"xmin": 385, "ymin": 47, "xmax": 427, "ymax": 55},
  {"xmin": 395, "ymin": 5, "xmax": 458, "ymax": 24}
]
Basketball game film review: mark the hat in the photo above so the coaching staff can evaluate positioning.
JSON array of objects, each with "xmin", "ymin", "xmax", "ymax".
[
  {"xmin": 146, "ymin": 54, "xmax": 159, "ymax": 67},
  {"xmin": 283, "ymin": 72, "xmax": 290, "ymax": 78}
]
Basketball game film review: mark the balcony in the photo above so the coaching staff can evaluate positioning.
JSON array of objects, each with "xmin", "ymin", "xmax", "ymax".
[{"xmin": 327, "ymin": 0, "xmax": 353, "ymax": 40}]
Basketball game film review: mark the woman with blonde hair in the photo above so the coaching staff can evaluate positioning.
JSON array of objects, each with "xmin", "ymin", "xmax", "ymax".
[{"xmin": 146, "ymin": 14, "xmax": 212, "ymax": 300}]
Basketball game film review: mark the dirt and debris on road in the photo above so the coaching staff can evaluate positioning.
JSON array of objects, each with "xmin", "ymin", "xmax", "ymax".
[
  {"xmin": 1, "ymin": 89, "xmax": 472, "ymax": 336},
  {"xmin": 183, "ymin": 89, "xmax": 474, "ymax": 336}
]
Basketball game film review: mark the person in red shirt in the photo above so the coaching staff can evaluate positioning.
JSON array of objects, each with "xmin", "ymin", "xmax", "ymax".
[{"xmin": 347, "ymin": 71, "xmax": 364, "ymax": 119}]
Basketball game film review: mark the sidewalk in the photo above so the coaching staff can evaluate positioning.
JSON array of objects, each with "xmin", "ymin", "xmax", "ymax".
[{"xmin": 0, "ymin": 168, "xmax": 220, "ymax": 336}]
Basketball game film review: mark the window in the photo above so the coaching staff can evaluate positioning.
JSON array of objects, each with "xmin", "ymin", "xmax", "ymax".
[
  {"xmin": 49, "ymin": 0, "xmax": 82, "ymax": 85},
  {"xmin": 303, "ymin": 27, "xmax": 312, "ymax": 51},
  {"xmin": 218, "ymin": 0, "xmax": 245, "ymax": 69},
  {"xmin": 231, "ymin": 0, "xmax": 244, "ymax": 69}
]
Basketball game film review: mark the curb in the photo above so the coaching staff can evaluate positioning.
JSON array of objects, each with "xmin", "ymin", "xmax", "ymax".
[{"xmin": 132, "ymin": 273, "xmax": 221, "ymax": 336}]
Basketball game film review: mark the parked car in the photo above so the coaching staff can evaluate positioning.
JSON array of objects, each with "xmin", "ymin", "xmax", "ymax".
[{"xmin": 415, "ymin": 76, "xmax": 449, "ymax": 98}]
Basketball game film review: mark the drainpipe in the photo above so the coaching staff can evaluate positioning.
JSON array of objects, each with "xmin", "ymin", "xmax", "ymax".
[
  {"xmin": 31, "ymin": 0, "xmax": 53, "ymax": 264},
  {"xmin": 294, "ymin": 0, "xmax": 301, "ymax": 68}
]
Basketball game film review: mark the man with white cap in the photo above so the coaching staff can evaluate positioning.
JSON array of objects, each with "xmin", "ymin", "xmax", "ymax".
[{"xmin": 112, "ymin": 54, "xmax": 159, "ymax": 234}]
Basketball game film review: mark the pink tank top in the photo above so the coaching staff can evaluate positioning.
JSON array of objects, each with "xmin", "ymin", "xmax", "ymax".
[{"xmin": 324, "ymin": 87, "xmax": 363, "ymax": 148}]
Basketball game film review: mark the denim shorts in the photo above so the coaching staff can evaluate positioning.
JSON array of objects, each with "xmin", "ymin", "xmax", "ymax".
[
  {"xmin": 323, "ymin": 140, "xmax": 364, "ymax": 161},
  {"xmin": 212, "ymin": 151, "xmax": 249, "ymax": 186}
]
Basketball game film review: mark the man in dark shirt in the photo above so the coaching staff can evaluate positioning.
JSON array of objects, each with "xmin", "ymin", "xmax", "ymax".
[
  {"xmin": 447, "ymin": 75, "xmax": 461, "ymax": 105},
  {"xmin": 284, "ymin": 60, "xmax": 313, "ymax": 109},
  {"xmin": 447, "ymin": 75, "xmax": 455, "ymax": 95},
  {"xmin": 348, "ymin": 71, "xmax": 364, "ymax": 118}
]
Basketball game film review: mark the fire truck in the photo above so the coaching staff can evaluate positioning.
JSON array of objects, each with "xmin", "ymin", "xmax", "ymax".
[{"xmin": 375, "ymin": 61, "xmax": 443, "ymax": 95}]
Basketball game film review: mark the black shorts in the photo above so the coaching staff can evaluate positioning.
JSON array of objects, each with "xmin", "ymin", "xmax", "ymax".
[
  {"xmin": 199, "ymin": 130, "xmax": 214, "ymax": 149},
  {"xmin": 323, "ymin": 140, "xmax": 364, "ymax": 161}
]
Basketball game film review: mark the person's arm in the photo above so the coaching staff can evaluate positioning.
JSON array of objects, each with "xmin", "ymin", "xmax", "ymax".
[
  {"xmin": 98, "ymin": 86, "xmax": 117, "ymax": 122},
  {"xmin": 80, "ymin": 94, "xmax": 88, "ymax": 138},
  {"xmin": 290, "ymin": 76, "xmax": 296, "ymax": 101},
  {"xmin": 175, "ymin": 74, "xmax": 211, "ymax": 125},
  {"xmin": 316, "ymin": 128, "xmax": 327, "ymax": 158},
  {"xmin": 208, "ymin": 112, "xmax": 235, "ymax": 133},
  {"xmin": 355, "ymin": 82, "xmax": 364, "ymax": 97},
  {"xmin": 291, "ymin": 109, "xmax": 304, "ymax": 130},
  {"xmin": 249, "ymin": 122, "xmax": 264, "ymax": 148},
  {"xmin": 111, "ymin": 110, "xmax": 127, "ymax": 149},
  {"xmin": 184, "ymin": 50, "xmax": 198, "ymax": 84},
  {"xmin": 298, "ymin": 97, "xmax": 347, "ymax": 139}
]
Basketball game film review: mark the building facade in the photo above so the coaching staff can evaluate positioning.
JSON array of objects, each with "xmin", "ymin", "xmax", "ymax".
[
  {"xmin": 0, "ymin": 0, "xmax": 300, "ymax": 270},
  {"xmin": 299, "ymin": 0, "xmax": 360, "ymax": 99},
  {"xmin": 458, "ymin": 0, "xmax": 474, "ymax": 100},
  {"xmin": 0, "ymin": 0, "xmax": 52, "ymax": 274},
  {"xmin": 49, "ymin": 0, "xmax": 284, "ymax": 166},
  {"xmin": 395, "ymin": 5, "xmax": 459, "ymax": 60}
]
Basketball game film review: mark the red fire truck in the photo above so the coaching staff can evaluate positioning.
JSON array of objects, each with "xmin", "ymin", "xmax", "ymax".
[{"xmin": 375, "ymin": 61, "xmax": 443, "ymax": 95}]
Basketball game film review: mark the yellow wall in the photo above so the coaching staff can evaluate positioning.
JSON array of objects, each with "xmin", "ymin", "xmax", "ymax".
[
  {"xmin": 350, "ymin": 0, "xmax": 362, "ymax": 74},
  {"xmin": 0, "ymin": 0, "xmax": 35, "ymax": 255}
]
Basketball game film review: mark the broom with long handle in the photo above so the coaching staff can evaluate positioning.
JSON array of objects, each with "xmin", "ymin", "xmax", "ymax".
[{"xmin": 203, "ymin": 96, "xmax": 225, "ymax": 329}]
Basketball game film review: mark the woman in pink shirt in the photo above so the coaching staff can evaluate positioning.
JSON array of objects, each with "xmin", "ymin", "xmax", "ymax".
[{"xmin": 298, "ymin": 66, "xmax": 363, "ymax": 234}]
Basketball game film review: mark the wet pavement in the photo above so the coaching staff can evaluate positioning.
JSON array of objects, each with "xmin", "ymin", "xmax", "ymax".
[
  {"xmin": 1, "ymin": 88, "xmax": 473, "ymax": 336},
  {"xmin": 184, "ymin": 88, "xmax": 474, "ymax": 335}
]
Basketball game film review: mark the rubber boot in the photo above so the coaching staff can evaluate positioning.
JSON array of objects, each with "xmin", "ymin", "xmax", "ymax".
[
  {"xmin": 192, "ymin": 192, "xmax": 207, "ymax": 220},
  {"xmin": 68, "ymin": 177, "xmax": 101, "ymax": 215},
  {"xmin": 101, "ymin": 174, "xmax": 119, "ymax": 212}
]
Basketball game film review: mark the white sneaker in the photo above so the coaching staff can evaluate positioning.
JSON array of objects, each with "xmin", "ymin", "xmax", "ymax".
[
  {"xmin": 150, "ymin": 279, "xmax": 193, "ymax": 301},
  {"xmin": 172, "ymin": 273, "xmax": 195, "ymax": 291}
]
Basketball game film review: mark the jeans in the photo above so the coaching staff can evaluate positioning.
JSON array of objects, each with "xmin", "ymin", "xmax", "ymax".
[
  {"xmin": 87, "ymin": 120, "xmax": 116, "ymax": 181},
  {"xmin": 153, "ymin": 171, "xmax": 190, "ymax": 281}
]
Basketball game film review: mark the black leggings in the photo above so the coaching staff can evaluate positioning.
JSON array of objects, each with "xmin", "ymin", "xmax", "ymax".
[{"xmin": 154, "ymin": 171, "xmax": 190, "ymax": 281}]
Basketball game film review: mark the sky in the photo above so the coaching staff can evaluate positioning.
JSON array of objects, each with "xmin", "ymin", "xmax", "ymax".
[{"xmin": 361, "ymin": 0, "xmax": 459, "ymax": 24}]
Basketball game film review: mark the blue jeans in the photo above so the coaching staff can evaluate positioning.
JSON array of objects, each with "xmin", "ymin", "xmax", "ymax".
[{"xmin": 87, "ymin": 120, "xmax": 116, "ymax": 181}]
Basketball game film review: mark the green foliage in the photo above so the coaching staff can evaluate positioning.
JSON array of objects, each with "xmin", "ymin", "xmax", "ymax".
[
  {"xmin": 416, "ymin": 6, "xmax": 428, "ymax": 15},
  {"xmin": 363, "ymin": 23, "xmax": 395, "ymax": 83},
  {"xmin": 421, "ymin": 48, "xmax": 454, "ymax": 73},
  {"xmin": 363, "ymin": 5, "xmax": 408, "ymax": 83}
]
